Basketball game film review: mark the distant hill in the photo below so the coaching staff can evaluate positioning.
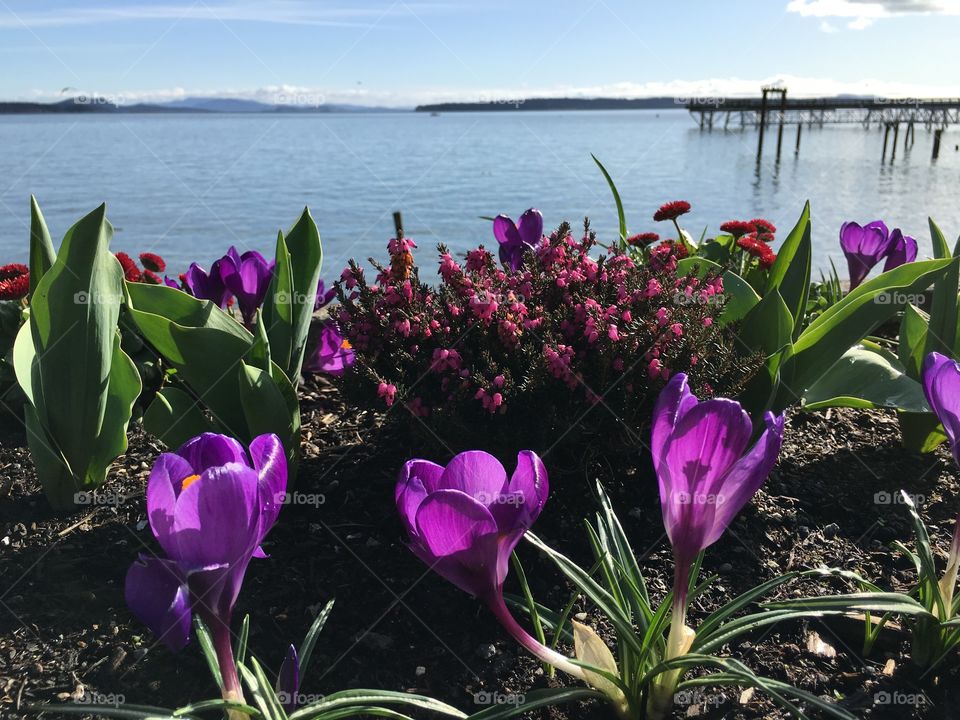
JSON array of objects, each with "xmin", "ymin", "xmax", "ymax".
[
  {"xmin": 0, "ymin": 96, "xmax": 406, "ymax": 114},
  {"xmin": 416, "ymin": 97, "xmax": 683, "ymax": 112}
]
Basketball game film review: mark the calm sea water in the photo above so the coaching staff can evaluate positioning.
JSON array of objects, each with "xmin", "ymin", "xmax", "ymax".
[{"xmin": 1, "ymin": 109, "xmax": 958, "ymax": 281}]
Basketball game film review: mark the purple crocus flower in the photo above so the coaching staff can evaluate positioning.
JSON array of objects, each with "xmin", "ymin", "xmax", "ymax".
[
  {"xmin": 493, "ymin": 209, "xmax": 543, "ymax": 272},
  {"xmin": 647, "ymin": 373, "xmax": 784, "ymax": 719},
  {"xmin": 184, "ymin": 258, "xmax": 231, "ymax": 308},
  {"xmin": 396, "ymin": 451, "xmax": 587, "ymax": 680},
  {"xmin": 652, "ymin": 373, "xmax": 785, "ymax": 586},
  {"xmin": 275, "ymin": 644, "xmax": 300, "ymax": 712},
  {"xmin": 883, "ymin": 228, "xmax": 919, "ymax": 273},
  {"xmin": 921, "ymin": 352, "xmax": 960, "ymax": 467},
  {"xmin": 124, "ymin": 433, "xmax": 287, "ymax": 704},
  {"xmin": 921, "ymin": 352, "xmax": 960, "ymax": 619},
  {"xmin": 220, "ymin": 247, "xmax": 275, "ymax": 325},
  {"xmin": 303, "ymin": 322, "xmax": 355, "ymax": 376},
  {"xmin": 840, "ymin": 220, "xmax": 890, "ymax": 289}
]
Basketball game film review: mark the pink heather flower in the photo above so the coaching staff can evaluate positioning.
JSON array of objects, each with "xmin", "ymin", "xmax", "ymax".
[
  {"xmin": 493, "ymin": 375, "xmax": 505, "ymax": 388},
  {"xmin": 645, "ymin": 279, "xmax": 662, "ymax": 298},
  {"xmin": 671, "ymin": 323, "xmax": 683, "ymax": 337},
  {"xmin": 608, "ymin": 325, "xmax": 620, "ymax": 342},
  {"xmin": 703, "ymin": 317, "xmax": 714, "ymax": 327},
  {"xmin": 406, "ymin": 397, "xmax": 429, "ymax": 417},
  {"xmin": 470, "ymin": 293, "xmax": 499, "ymax": 321},
  {"xmin": 377, "ymin": 382, "xmax": 397, "ymax": 407},
  {"xmin": 656, "ymin": 307, "xmax": 669, "ymax": 326},
  {"xmin": 648, "ymin": 358, "xmax": 663, "ymax": 378}
]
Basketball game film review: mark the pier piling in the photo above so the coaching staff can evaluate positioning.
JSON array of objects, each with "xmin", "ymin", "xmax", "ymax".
[{"xmin": 933, "ymin": 129, "xmax": 943, "ymax": 159}]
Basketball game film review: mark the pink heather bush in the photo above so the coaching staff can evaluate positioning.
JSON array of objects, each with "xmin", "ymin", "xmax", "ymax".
[{"xmin": 335, "ymin": 218, "xmax": 759, "ymax": 454}]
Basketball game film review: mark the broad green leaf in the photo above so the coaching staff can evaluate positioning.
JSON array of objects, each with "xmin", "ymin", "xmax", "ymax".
[
  {"xmin": 899, "ymin": 411, "xmax": 947, "ymax": 453},
  {"xmin": 766, "ymin": 201, "xmax": 812, "ymax": 340},
  {"xmin": 592, "ymin": 155, "xmax": 627, "ymax": 242},
  {"xmin": 781, "ymin": 258, "xmax": 953, "ymax": 412},
  {"xmin": 263, "ymin": 230, "xmax": 294, "ymax": 371},
  {"xmin": 898, "ymin": 303, "xmax": 929, "ymax": 378},
  {"xmin": 237, "ymin": 361, "xmax": 300, "ymax": 466},
  {"xmin": 29, "ymin": 195, "xmax": 56, "ymax": 296},
  {"xmin": 143, "ymin": 386, "xmax": 217, "ymax": 449},
  {"xmin": 264, "ymin": 208, "xmax": 323, "ymax": 383},
  {"xmin": 925, "ymin": 221, "xmax": 958, "ymax": 356},
  {"xmin": 736, "ymin": 288, "xmax": 793, "ymax": 358},
  {"xmin": 801, "ymin": 341, "xmax": 929, "ymax": 412}
]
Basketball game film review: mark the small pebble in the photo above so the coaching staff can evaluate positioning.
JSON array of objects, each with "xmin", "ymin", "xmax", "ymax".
[
  {"xmin": 719, "ymin": 562, "xmax": 733, "ymax": 573},
  {"xmin": 477, "ymin": 643, "xmax": 497, "ymax": 659},
  {"xmin": 573, "ymin": 612, "xmax": 587, "ymax": 621},
  {"xmin": 822, "ymin": 523, "xmax": 839, "ymax": 539},
  {"xmin": 415, "ymin": 666, "xmax": 426, "ymax": 677}
]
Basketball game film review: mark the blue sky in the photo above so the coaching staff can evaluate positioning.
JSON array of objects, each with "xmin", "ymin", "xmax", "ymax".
[{"xmin": 2, "ymin": 0, "xmax": 959, "ymax": 106}]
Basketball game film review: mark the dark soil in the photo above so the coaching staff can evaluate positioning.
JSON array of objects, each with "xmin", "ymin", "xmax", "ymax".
[{"xmin": 1, "ymin": 379, "xmax": 958, "ymax": 720}]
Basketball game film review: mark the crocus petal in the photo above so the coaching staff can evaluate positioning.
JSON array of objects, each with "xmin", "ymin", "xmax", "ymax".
[
  {"xmin": 396, "ymin": 459, "xmax": 443, "ymax": 537},
  {"xmin": 516, "ymin": 209, "xmax": 544, "ymax": 248},
  {"xmin": 438, "ymin": 451, "xmax": 509, "ymax": 507},
  {"xmin": 661, "ymin": 399, "xmax": 753, "ymax": 498},
  {"xmin": 304, "ymin": 323, "xmax": 355, "ymax": 375},
  {"xmin": 922, "ymin": 352, "xmax": 960, "ymax": 466},
  {"xmin": 651, "ymin": 373, "xmax": 698, "ymax": 476},
  {"xmin": 883, "ymin": 229, "xmax": 918, "ymax": 272},
  {"xmin": 840, "ymin": 221, "xmax": 891, "ymax": 289},
  {"xmin": 415, "ymin": 489, "xmax": 498, "ymax": 557},
  {"xmin": 146, "ymin": 452, "xmax": 195, "ymax": 557},
  {"xmin": 702, "ymin": 412, "xmax": 785, "ymax": 548},
  {"xmin": 172, "ymin": 463, "xmax": 263, "ymax": 571},
  {"xmin": 249, "ymin": 433, "xmax": 288, "ymax": 537},
  {"xmin": 125, "ymin": 555, "xmax": 192, "ymax": 652},
  {"xmin": 492, "ymin": 451, "xmax": 548, "ymax": 531},
  {"xmin": 413, "ymin": 489, "xmax": 500, "ymax": 597},
  {"xmin": 176, "ymin": 433, "xmax": 248, "ymax": 476},
  {"xmin": 493, "ymin": 215, "xmax": 521, "ymax": 248}
]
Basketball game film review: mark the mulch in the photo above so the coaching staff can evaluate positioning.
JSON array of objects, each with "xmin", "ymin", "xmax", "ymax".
[{"xmin": 1, "ymin": 377, "xmax": 958, "ymax": 720}]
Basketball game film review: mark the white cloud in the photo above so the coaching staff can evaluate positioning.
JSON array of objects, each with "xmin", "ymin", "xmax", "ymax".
[
  {"xmin": 0, "ymin": 1, "xmax": 454, "ymax": 29},
  {"xmin": 819, "ymin": 19, "xmax": 840, "ymax": 30},
  {"xmin": 787, "ymin": 0, "xmax": 960, "ymax": 29},
  {"xmin": 18, "ymin": 75, "xmax": 960, "ymax": 108}
]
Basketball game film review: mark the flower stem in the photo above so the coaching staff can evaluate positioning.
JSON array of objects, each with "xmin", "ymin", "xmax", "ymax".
[
  {"xmin": 647, "ymin": 567, "xmax": 696, "ymax": 720},
  {"xmin": 486, "ymin": 592, "xmax": 586, "ymax": 681},
  {"xmin": 211, "ymin": 618, "xmax": 247, "ymax": 720}
]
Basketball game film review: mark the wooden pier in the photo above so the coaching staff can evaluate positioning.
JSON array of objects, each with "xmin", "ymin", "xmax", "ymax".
[{"xmin": 686, "ymin": 88, "xmax": 959, "ymax": 161}]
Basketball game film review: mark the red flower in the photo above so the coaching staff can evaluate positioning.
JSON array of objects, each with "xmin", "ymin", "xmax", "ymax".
[
  {"xmin": 139, "ymin": 252, "xmax": 166, "ymax": 273},
  {"xmin": 736, "ymin": 234, "xmax": 777, "ymax": 270},
  {"xmin": 653, "ymin": 201, "xmax": 691, "ymax": 222},
  {"xmin": 749, "ymin": 218, "xmax": 776, "ymax": 235},
  {"xmin": 115, "ymin": 252, "xmax": 142, "ymax": 283},
  {"xmin": 0, "ymin": 263, "xmax": 29, "ymax": 300},
  {"xmin": 719, "ymin": 220, "xmax": 756, "ymax": 238},
  {"xmin": 142, "ymin": 270, "xmax": 162, "ymax": 285},
  {"xmin": 626, "ymin": 232, "xmax": 660, "ymax": 247}
]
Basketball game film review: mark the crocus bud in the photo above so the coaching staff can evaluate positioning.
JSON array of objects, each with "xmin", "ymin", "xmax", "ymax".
[
  {"xmin": 276, "ymin": 644, "xmax": 300, "ymax": 711},
  {"xmin": 839, "ymin": 220, "xmax": 890, "ymax": 289}
]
